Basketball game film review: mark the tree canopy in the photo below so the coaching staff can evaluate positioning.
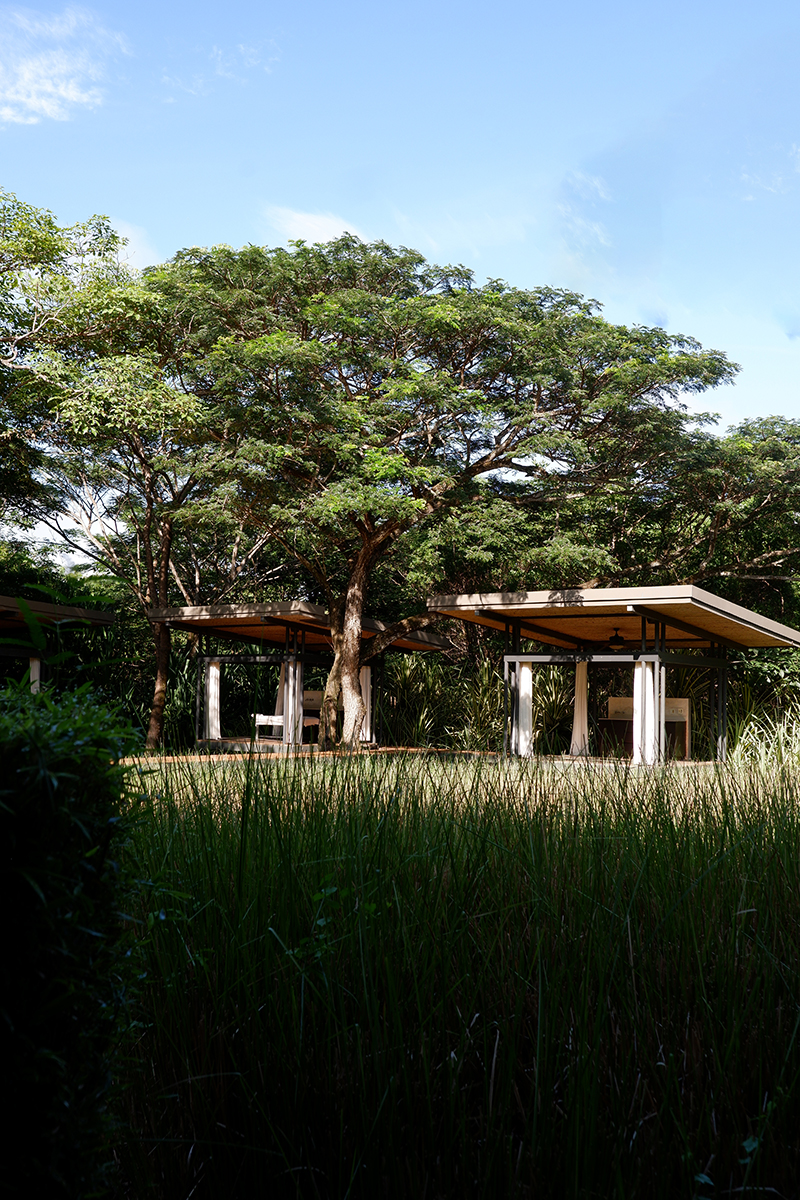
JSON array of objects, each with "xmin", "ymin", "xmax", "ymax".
[
  {"xmin": 8, "ymin": 193, "xmax": 800, "ymax": 751},
  {"xmin": 0, "ymin": 189, "xmax": 123, "ymax": 520},
  {"xmin": 139, "ymin": 236, "xmax": 737, "ymax": 744}
]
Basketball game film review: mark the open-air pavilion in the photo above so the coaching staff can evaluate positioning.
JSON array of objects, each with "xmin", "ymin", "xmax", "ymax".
[
  {"xmin": 148, "ymin": 600, "xmax": 448, "ymax": 751},
  {"xmin": 427, "ymin": 585, "xmax": 800, "ymax": 762},
  {"xmin": 0, "ymin": 593, "xmax": 115, "ymax": 692}
]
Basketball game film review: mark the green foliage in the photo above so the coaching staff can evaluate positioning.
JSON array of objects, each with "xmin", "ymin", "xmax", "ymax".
[
  {"xmin": 4, "ymin": 206, "xmax": 800, "ymax": 748},
  {"xmin": 142, "ymin": 238, "xmax": 736, "ymax": 604},
  {"xmin": 0, "ymin": 539, "xmax": 74, "ymax": 600},
  {"xmin": 136, "ymin": 237, "xmax": 740, "ymax": 747},
  {"xmin": 0, "ymin": 188, "xmax": 120, "ymax": 281},
  {"xmin": 379, "ymin": 654, "xmax": 574, "ymax": 753},
  {"xmin": 0, "ymin": 683, "xmax": 137, "ymax": 1197},
  {"xmin": 548, "ymin": 414, "xmax": 800, "ymax": 617},
  {"xmin": 118, "ymin": 755, "xmax": 800, "ymax": 1198},
  {"xmin": 342, "ymin": 648, "xmax": 800, "ymax": 760},
  {"xmin": 0, "ymin": 556, "xmax": 149, "ymax": 726},
  {"xmin": 729, "ymin": 706, "xmax": 800, "ymax": 767},
  {"xmin": 0, "ymin": 188, "xmax": 125, "ymax": 520}
]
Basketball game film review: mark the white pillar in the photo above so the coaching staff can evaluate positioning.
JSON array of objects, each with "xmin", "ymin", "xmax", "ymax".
[
  {"xmin": 659, "ymin": 662, "xmax": 666, "ymax": 762},
  {"xmin": 294, "ymin": 659, "xmax": 304, "ymax": 743},
  {"xmin": 359, "ymin": 665, "xmax": 373, "ymax": 742},
  {"xmin": 569, "ymin": 660, "xmax": 589, "ymax": 756},
  {"xmin": 282, "ymin": 661, "xmax": 293, "ymax": 745},
  {"xmin": 645, "ymin": 664, "xmax": 656, "ymax": 764},
  {"xmin": 205, "ymin": 659, "xmax": 221, "ymax": 740},
  {"xmin": 282, "ymin": 658, "xmax": 304, "ymax": 745},
  {"xmin": 517, "ymin": 662, "xmax": 533, "ymax": 756},
  {"xmin": 29, "ymin": 657, "xmax": 41, "ymax": 695},
  {"xmin": 632, "ymin": 661, "xmax": 656, "ymax": 765}
]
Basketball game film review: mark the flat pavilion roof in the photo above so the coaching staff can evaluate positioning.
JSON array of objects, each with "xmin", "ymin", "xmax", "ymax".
[
  {"xmin": 148, "ymin": 600, "xmax": 448, "ymax": 653},
  {"xmin": 0, "ymin": 593, "xmax": 114, "ymax": 635},
  {"xmin": 427, "ymin": 584, "xmax": 800, "ymax": 652}
]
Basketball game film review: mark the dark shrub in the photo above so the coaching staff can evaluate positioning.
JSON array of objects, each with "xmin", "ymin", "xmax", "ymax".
[{"xmin": 0, "ymin": 683, "xmax": 136, "ymax": 1198}]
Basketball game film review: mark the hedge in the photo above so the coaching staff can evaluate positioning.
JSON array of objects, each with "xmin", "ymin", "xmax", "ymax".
[{"xmin": 0, "ymin": 683, "xmax": 137, "ymax": 1198}]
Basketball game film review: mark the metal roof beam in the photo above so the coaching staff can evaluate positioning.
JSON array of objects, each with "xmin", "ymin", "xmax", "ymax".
[
  {"xmin": 472, "ymin": 608, "xmax": 603, "ymax": 647},
  {"xmin": 628, "ymin": 604, "xmax": 742, "ymax": 650},
  {"xmin": 501, "ymin": 610, "xmax": 631, "ymax": 622}
]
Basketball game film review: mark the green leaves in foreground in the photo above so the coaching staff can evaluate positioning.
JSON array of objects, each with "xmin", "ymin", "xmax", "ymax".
[{"xmin": 0, "ymin": 683, "xmax": 137, "ymax": 1198}]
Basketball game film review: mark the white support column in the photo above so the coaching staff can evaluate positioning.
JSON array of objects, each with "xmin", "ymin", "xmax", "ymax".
[
  {"xmin": 517, "ymin": 661, "xmax": 533, "ymax": 756},
  {"xmin": 632, "ymin": 662, "xmax": 642, "ymax": 763},
  {"xmin": 282, "ymin": 660, "xmax": 294, "ymax": 746},
  {"xmin": 359, "ymin": 665, "xmax": 373, "ymax": 742},
  {"xmin": 282, "ymin": 658, "xmax": 304, "ymax": 745},
  {"xmin": 205, "ymin": 659, "xmax": 221, "ymax": 741},
  {"xmin": 645, "ymin": 664, "xmax": 656, "ymax": 765},
  {"xmin": 632, "ymin": 661, "xmax": 656, "ymax": 765},
  {"xmin": 569, "ymin": 660, "xmax": 589, "ymax": 756},
  {"xmin": 294, "ymin": 658, "xmax": 304, "ymax": 744},
  {"xmin": 29, "ymin": 657, "xmax": 41, "ymax": 695}
]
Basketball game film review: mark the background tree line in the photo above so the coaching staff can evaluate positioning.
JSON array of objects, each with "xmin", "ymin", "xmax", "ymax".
[{"xmin": 3, "ymin": 187, "xmax": 800, "ymax": 748}]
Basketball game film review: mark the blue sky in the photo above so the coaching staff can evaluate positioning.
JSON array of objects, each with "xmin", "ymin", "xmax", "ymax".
[{"xmin": 3, "ymin": 0, "xmax": 800, "ymax": 430}]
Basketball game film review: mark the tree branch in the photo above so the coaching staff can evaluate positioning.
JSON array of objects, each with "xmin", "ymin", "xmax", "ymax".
[{"xmin": 359, "ymin": 613, "xmax": 441, "ymax": 664}]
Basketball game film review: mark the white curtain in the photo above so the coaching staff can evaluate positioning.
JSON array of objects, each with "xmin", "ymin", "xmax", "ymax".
[
  {"xmin": 517, "ymin": 662, "xmax": 533, "ymax": 756},
  {"xmin": 569, "ymin": 660, "xmax": 589, "ymax": 756},
  {"xmin": 205, "ymin": 659, "xmax": 221, "ymax": 740},
  {"xmin": 280, "ymin": 660, "xmax": 304, "ymax": 745},
  {"xmin": 632, "ymin": 660, "xmax": 656, "ymax": 765},
  {"xmin": 359, "ymin": 665, "xmax": 373, "ymax": 742}
]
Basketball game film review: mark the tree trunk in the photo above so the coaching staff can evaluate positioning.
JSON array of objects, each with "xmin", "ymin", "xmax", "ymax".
[
  {"xmin": 145, "ymin": 621, "xmax": 171, "ymax": 751},
  {"xmin": 143, "ymin": 514, "xmax": 174, "ymax": 752},
  {"xmin": 319, "ymin": 652, "xmax": 342, "ymax": 751},
  {"xmin": 321, "ymin": 546, "xmax": 373, "ymax": 750}
]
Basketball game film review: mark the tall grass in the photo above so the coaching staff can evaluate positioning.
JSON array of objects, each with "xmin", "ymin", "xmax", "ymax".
[
  {"xmin": 117, "ymin": 755, "xmax": 800, "ymax": 1198},
  {"xmin": 730, "ymin": 707, "xmax": 800, "ymax": 769}
]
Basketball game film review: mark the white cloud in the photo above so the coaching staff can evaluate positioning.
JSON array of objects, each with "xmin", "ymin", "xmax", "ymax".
[
  {"xmin": 111, "ymin": 219, "xmax": 162, "ymax": 269},
  {"xmin": 567, "ymin": 171, "xmax": 613, "ymax": 203},
  {"xmin": 558, "ymin": 208, "xmax": 612, "ymax": 249},
  {"xmin": 740, "ymin": 169, "xmax": 788, "ymax": 195},
  {"xmin": 239, "ymin": 42, "xmax": 277, "ymax": 71},
  {"xmin": 210, "ymin": 47, "xmax": 236, "ymax": 80},
  {"xmin": 0, "ymin": 5, "xmax": 128, "ymax": 125},
  {"xmin": 212, "ymin": 40, "xmax": 278, "ymax": 78},
  {"xmin": 160, "ymin": 72, "xmax": 208, "ymax": 98},
  {"xmin": 0, "ymin": 48, "xmax": 101, "ymax": 123},
  {"xmin": 263, "ymin": 205, "xmax": 367, "ymax": 244},
  {"xmin": 163, "ymin": 40, "xmax": 279, "ymax": 99}
]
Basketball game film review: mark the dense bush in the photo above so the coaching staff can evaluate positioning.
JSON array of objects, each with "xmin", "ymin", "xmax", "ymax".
[{"xmin": 0, "ymin": 683, "xmax": 136, "ymax": 1198}]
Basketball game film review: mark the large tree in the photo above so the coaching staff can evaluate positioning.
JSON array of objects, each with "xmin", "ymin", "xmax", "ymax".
[
  {"xmin": 556, "ymin": 414, "xmax": 800, "ymax": 617},
  {"xmin": 0, "ymin": 192, "xmax": 284, "ymax": 747},
  {"xmin": 32, "ymin": 347, "xmax": 291, "ymax": 748},
  {"xmin": 143, "ymin": 236, "xmax": 736, "ymax": 746},
  {"xmin": 0, "ymin": 189, "xmax": 122, "ymax": 521}
]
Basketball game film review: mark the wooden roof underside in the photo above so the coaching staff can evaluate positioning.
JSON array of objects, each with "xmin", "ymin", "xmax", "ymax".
[
  {"xmin": 148, "ymin": 601, "xmax": 446, "ymax": 653},
  {"xmin": 427, "ymin": 585, "xmax": 800, "ymax": 651},
  {"xmin": 0, "ymin": 594, "xmax": 114, "ymax": 634}
]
